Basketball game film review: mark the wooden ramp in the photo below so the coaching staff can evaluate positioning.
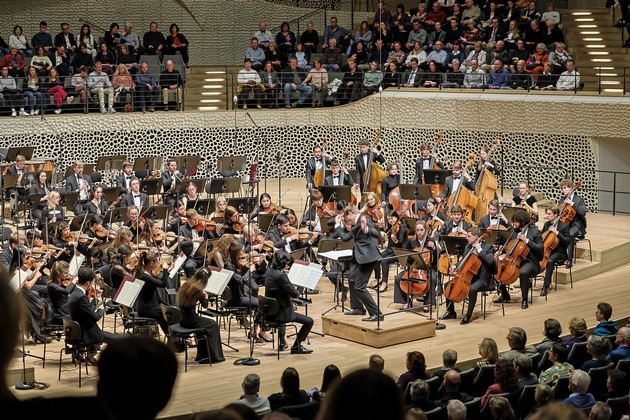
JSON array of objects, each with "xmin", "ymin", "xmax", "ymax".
[{"xmin": 322, "ymin": 310, "xmax": 436, "ymax": 348}]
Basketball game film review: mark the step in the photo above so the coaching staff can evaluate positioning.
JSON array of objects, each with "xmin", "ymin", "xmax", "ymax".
[
  {"xmin": 560, "ymin": 8, "xmax": 614, "ymax": 16},
  {"xmin": 555, "ymin": 236, "xmax": 630, "ymax": 284}
]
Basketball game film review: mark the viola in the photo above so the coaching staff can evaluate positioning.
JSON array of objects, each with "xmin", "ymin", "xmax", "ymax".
[
  {"xmin": 444, "ymin": 231, "xmax": 491, "ymax": 303},
  {"xmin": 284, "ymin": 226, "xmax": 314, "ymax": 241}
]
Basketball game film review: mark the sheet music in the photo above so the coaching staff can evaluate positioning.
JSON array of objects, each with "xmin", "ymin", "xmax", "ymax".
[
  {"xmin": 318, "ymin": 249, "xmax": 353, "ymax": 261},
  {"xmin": 113, "ymin": 275, "xmax": 145, "ymax": 307},
  {"xmin": 69, "ymin": 251, "xmax": 85, "ymax": 277},
  {"xmin": 204, "ymin": 266, "xmax": 234, "ymax": 296},
  {"xmin": 9, "ymin": 266, "xmax": 32, "ymax": 292},
  {"xmin": 288, "ymin": 260, "xmax": 323, "ymax": 289},
  {"xmin": 169, "ymin": 252, "xmax": 187, "ymax": 278}
]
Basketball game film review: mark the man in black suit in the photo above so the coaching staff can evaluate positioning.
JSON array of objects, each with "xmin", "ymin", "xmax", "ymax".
[
  {"xmin": 539, "ymin": 206, "xmax": 571, "ymax": 296},
  {"xmin": 477, "ymin": 199, "xmax": 510, "ymax": 230},
  {"xmin": 177, "ymin": 209, "xmax": 212, "ymax": 277},
  {"xmin": 335, "ymin": 206, "xmax": 382, "ymax": 322},
  {"xmin": 65, "ymin": 160, "xmax": 93, "ymax": 215},
  {"xmin": 402, "ymin": 58, "xmax": 422, "ymax": 88},
  {"xmin": 0, "ymin": 233, "xmax": 19, "ymax": 273},
  {"xmin": 115, "ymin": 161, "xmax": 135, "ymax": 194},
  {"xmin": 161, "ymin": 159, "xmax": 190, "ymax": 206},
  {"xmin": 413, "ymin": 143, "xmax": 445, "ymax": 185},
  {"xmin": 267, "ymin": 213, "xmax": 317, "ymax": 257},
  {"xmin": 355, "ymin": 138, "xmax": 386, "ymax": 192},
  {"xmin": 324, "ymin": 160, "xmax": 354, "ymax": 187},
  {"xmin": 436, "ymin": 370, "xmax": 473, "ymax": 409},
  {"xmin": 441, "ymin": 227, "xmax": 497, "ymax": 324},
  {"xmin": 47, "ymin": 44, "xmax": 71, "ymax": 77},
  {"xmin": 305, "ymin": 144, "xmax": 333, "ymax": 190},
  {"xmin": 558, "ymin": 179, "xmax": 587, "ymax": 269},
  {"xmin": 68, "ymin": 267, "xmax": 119, "ymax": 365},
  {"xmin": 264, "ymin": 250, "xmax": 314, "ymax": 354},
  {"xmin": 5, "ymin": 154, "xmax": 27, "ymax": 200},
  {"xmin": 120, "ymin": 177, "xmax": 149, "ymax": 210},
  {"xmin": 438, "ymin": 205, "xmax": 472, "ymax": 238},
  {"xmin": 438, "ymin": 160, "xmax": 475, "ymax": 204},
  {"xmin": 54, "ymin": 22, "xmax": 77, "ymax": 53},
  {"xmin": 494, "ymin": 209, "xmax": 543, "ymax": 309}
]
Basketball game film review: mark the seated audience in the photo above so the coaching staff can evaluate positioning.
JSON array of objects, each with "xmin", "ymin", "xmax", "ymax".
[
  {"xmin": 539, "ymin": 343, "xmax": 574, "ymax": 385},
  {"xmin": 474, "ymin": 337, "xmax": 500, "ymax": 371},
  {"xmin": 436, "ymin": 370, "xmax": 474, "ymax": 409},
  {"xmin": 564, "ymin": 316, "xmax": 588, "ymax": 349},
  {"xmin": 268, "ymin": 367, "xmax": 310, "ymax": 411},
  {"xmin": 564, "ymin": 370, "xmax": 596, "ymax": 409},
  {"xmin": 592, "ymin": 302, "xmax": 619, "ymax": 337},
  {"xmin": 515, "ymin": 353, "xmax": 539, "ymax": 388},
  {"xmin": 433, "ymin": 349, "xmax": 460, "ymax": 381},
  {"xmin": 583, "ymin": 334, "xmax": 612, "ymax": 372},
  {"xmin": 605, "ymin": 327, "xmax": 630, "ymax": 365},
  {"xmin": 397, "ymin": 351, "xmax": 431, "ymax": 390},
  {"xmin": 165, "ymin": 23, "xmax": 189, "ymax": 65},
  {"xmin": 500, "ymin": 326, "xmax": 538, "ymax": 361},
  {"xmin": 232, "ymin": 373, "xmax": 271, "ymax": 417},
  {"xmin": 481, "ymin": 358, "xmax": 520, "ymax": 408}
]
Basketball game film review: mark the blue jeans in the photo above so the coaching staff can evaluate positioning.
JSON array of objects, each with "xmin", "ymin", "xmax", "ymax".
[
  {"xmin": 24, "ymin": 91, "xmax": 42, "ymax": 111},
  {"xmin": 283, "ymin": 83, "xmax": 311, "ymax": 104}
]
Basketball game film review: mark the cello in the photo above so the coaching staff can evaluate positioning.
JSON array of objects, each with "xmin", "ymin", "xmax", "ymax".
[
  {"xmin": 437, "ymin": 220, "xmax": 467, "ymax": 276},
  {"xmin": 473, "ymin": 139, "xmax": 500, "ymax": 223},
  {"xmin": 539, "ymin": 218, "xmax": 560, "ymax": 272},
  {"xmin": 446, "ymin": 168, "xmax": 478, "ymax": 224},
  {"xmin": 444, "ymin": 230, "xmax": 491, "ymax": 303},
  {"xmin": 388, "ymin": 150, "xmax": 413, "ymax": 218},
  {"xmin": 558, "ymin": 181, "xmax": 582, "ymax": 225},
  {"xmin": 494, "ymin": 217, "xmax": 535, "ymax": 285},
  {"xmin": 361, "ymin": 130, "xmax": 387, "ymax": 196},
  {"xmin": 400, "ymin": 228, "xmax": 433, "ymax": 298},
  {"xmin": 313, "ymin": 137, "xmax": 327, "ymax": 188}
]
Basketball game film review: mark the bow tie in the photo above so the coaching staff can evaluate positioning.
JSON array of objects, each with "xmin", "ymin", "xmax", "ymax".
[
  {"xmin": 133, "ymin": 194, "xmax": 140, "ymax": 198},
  {"xmin": 453, "ymin": 177, "xmax": 460, "ymax": 180},
  {"xmin": 334, "ymin": 176, "xmax": 339, "ymax": 179},
  {"xmin": 490, "ymin": 217, "xmax": 498, "ymax": 220},
  {"xmin": 126, "ymin": 176, "xmax": 132, "ymax": 179}
]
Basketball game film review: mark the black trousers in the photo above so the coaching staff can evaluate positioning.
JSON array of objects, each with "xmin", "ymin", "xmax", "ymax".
[{"xmin": 278, "ymin": 312, "xmax": 313, "ymax": 347}]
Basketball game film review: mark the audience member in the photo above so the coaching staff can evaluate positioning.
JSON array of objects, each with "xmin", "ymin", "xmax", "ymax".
[
  {"xmin": 530, "ymin": 401, "xmax": 588, "ymax": 420},
  {"xmin": 143, "ymin": 21, "xmax": 166, "ymax": 60},
  {"xmin": 605, "ymin": 327, "xmax": 630, "ymax": 364},
  {"xmin": 527, "ymin": 383, "xmax": 553, "ymax": 418},
  {"xmin": 555, "ymin": 58, "xmax": 580, "ymax": 91},
  {"xmin": 121, "ymin": 23, "xmax": 142, "ymax": 55},
  {"xmin": 501, "ymin": 326, "xmax": 538, "ymax": 361},
  {"xmin": 369, "ymin": 353, "xmax": 385, "ymax": 372},
  {"xmin": 299, "ymin": 21, "xmax": 319, "ymax": 56},
  {"xmin": 564, "ymin": 370, "xmax": 596, "ymax": 409},
  {"xmin": 583, "ymin": 334, "xmax": 612, "ymax": 372},
  {"xmin": 9, "ymin": 25, "xmax": 32, "ymax": 58},
  {"xmin": 322, "ymin": 17, "xmax": 351, "ymax": 52},
  {"xmin": 245, "ymin": 38, "xmax": 266, "ymax": 71},
  {"xmin": 165, "ymin": 23, "xmax": 189, "ymax": 65},
  {"xmin": 597, "ymin": 370, "xmax": 628, "ymax": 402},
  {"xmin": 436, "ymin": 370, "xmax": 474, "ymax": 409},
  {"xmin": 254, "ymin": 21, "xmax": 274, "ymax": 50},
  {"xmin": 481, "ymin": 358, "xmax": 520, "ymax": 407},
  {"xmin": 0, "ymin": 47, "xmax": 25, "ymax": 77},
  {"xmin": 313, "ymin": 364, "xmax": 342, "ymax": 401},
  {"xmin": 433, "ymin": 349, "xmax": 460, "ymax": 381},
  {"xmin": 589, "ymin": 401, "xmax": 612, "ymax": 420},
  {"xmin": 515, "ymin": 353, "xmax": 539, "ymax": 388},
  {"xmin": 135, "ymin": 61, "xmax": 159, "ymax": 112},
  {"xmin": 232, "ymin": 373, "xmax": 272, "ymax": 418},
  {"xmin": 537, "ymin": 318, "xmax": 563, "ymax": 353},
  {"xmin": 406, "ymin": 407, "xmax": 428, "ymax": 420},
  {"xmin": 406, "ymin": 379, "xmax": 437, "ymax": 412},
  {"xmin": 268, "ymin": 367, "xmax": 309, "ymax": 411},
  {"xmin": 487, "ymin": 59, "xmax": 510, "ymax": 88},
  {"xmin": 31, "ymin": 21, "xmax": 54, "ymax": 53},
  {"xmin": 539, "ymin": 343, "xmax": 574, "ymax": 385},
  {"xmin": 474, "ymin": 337, "xmax": 499, "ymax": 371},
  {"xmin": 564, "ymin": 316, "xmax": 588, "ymax": 349},
  {"xmin": 397, "ymin": 351, "xmax": 431, "ymax": 390},
  {"xmin": 48, "ymin": 44, "xmax": 71, "ymax": 77},
  {"xmin": 88, "ymin": 62, "xmax": 115, "ymax": 114},
  {"xmin": 275, "ymin": 21, "xmax": 296, "ymax": 59},
  {"xmin": 592, "ymin": 302, "xmax": 619, "ymax": 337},
  {"xmin": 447, "ymin": 399, "xmax": 467, "ymax": 420},
  {"xmin": 489, "ymin": 395, "xmax": 516, "ymax": 420}
]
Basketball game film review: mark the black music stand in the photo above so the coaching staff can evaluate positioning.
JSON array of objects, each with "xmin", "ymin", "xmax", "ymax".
[
  {"xmin": 217, "ymin": 156, "xmax": 247, "ymax": 178},
  {"xmin": 133, "ymin": 157, "xmax": 163, "ymax": 179},
  {"xmin": 104, "ymin": 207, "xmax": 129, "ymax": 225},
  {"xmin": 206, "ymin": 177, "xmax": 241, "ymax": 197},
  {"xmin": 173, "ymin": 156, "xmax": 201, "ymax": 174},
  {"xmin": 486, "ymin": 229, "xmax": 512, "ymax": 249},
  {"xmin": 96, "ymin": 155, "xmax": 126, "ymax": 186},
  {"xmin": 41, "ymin": 221, "xmax": 61, "ymax": 242},
  {"xmin": 402, "ymin": 217, "xmax": 419, "ymax": 233},
  {"xmin": 92, "ymin": 241, "xmax": 112, "ymax": 265},
  {"xmin": 400, "ymin": 183, "xmax": 432, "ymax": 215},
  {"xmin": 187, "ymin": 198, "xmax": 216, "ymax": 216},
  {"xmin": 140, "ymin": 205, "xmax": 170, "ymax": 221},
  {"xmin": 70, "ymin": 213, "xmax": 95, "ymax": 232},
  {"xmin": 318, "ymin": 239, "xmax": 354, "ymax": 315},
  {"xmin": 319, "ymin": 216, "xmax": 335, "ymax": 234},
  {"xmin": 64, "ymin": 164, "xmax": 95, "ymax": 178},
  {"xmin": 387, "ymin": 247, "xmax": 433, "ymax": 317},
  {"xmin": 20, "ymin": 193, "xmax": 44, "ymax": 225},
  {"xmin": 318, "ymin": 185, "xmax": 352, "ymax": 203},
  {"xmin": 502, "ymin": 206, "xmax": 523, "ymax": 224},
  {"xmin": 289, "ymin": 248, "xmax": 306, "ymax": 261},
  {"xmin": 423, "ymin": 169, "xmax": 451, "ymax": 198},
  {"xmin": 6, "ymin": 147, "xmax": 35, "ymax": 161},
  {"xmin": 257, "ymin": 213, "xmax": 275, "ymax": 232},
  {"xmin": 177, "ymin": 178, "xmax": 204, "ymax": 195},
  {"xmin": 2, "ymin": 173, "xmax": 18, "ymax": 224},
  {"xmin": 228, "ymin": 197, "xmax": 255, "ymax": 215},
  {"xmin": 59, "ymin": 191, "xmax": 79, "ymax": 211},
  {"xmin": 102, "ymin": 187, "xmax": 122, "ymax": 204},
  {"xmin": 139, "ymin": 179, "xmax": 161, "ymax": 197}
]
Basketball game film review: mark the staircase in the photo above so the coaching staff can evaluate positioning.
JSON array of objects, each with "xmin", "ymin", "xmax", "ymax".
[
  {"xmin": 184, "ymin": 66, "xmax": 235, "ymax": 112},
  {"xmin": 562, "ymin": 7, "xmax": 629, "ymax": 93}
]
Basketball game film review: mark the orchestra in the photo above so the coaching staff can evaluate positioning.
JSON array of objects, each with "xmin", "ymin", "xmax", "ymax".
[{"xmin": 0, "ymin": 136, "xmax": 594, "ymax": 366}]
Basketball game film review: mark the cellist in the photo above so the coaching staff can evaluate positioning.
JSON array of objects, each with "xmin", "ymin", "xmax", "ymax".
[
  {"xmin": 558, "ymin": 179, "xmax": 587, "ymax": 269},
  {"xmin": 493, "ymin": 209, "xmax": 543, "ymax": 309},
  {"xmin": 539, "ymin": 206, "xmax": 570, "ymax": 297},
  {"xmin": 511, "ymin": 181, "xmax": 539, "ymax": 221},
  {"xmin": 438, "ymin": 205, "xmax": 471, "ymax": 237},
  {"xmin": 440, "ymin": 226, "xmax": 496, "ymax": 324},
  {"xmin": 355, "ymin": 138, "xmax": 385, "ymax": 192},
  {"xmin": 477, "ymin": 199, "xmax": 510, "ymax": 230}
]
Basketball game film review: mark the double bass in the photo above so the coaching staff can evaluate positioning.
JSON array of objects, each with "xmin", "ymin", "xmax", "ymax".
[
  {"xmin": 446, "ymin": 168, "xmax": 478, "ymax": 224},
  {"xmin": 444, "ymin": 230, "xmax": 491, "ymax": 303},
  {"xmin": 494, "ymin": 218, "xmax": 534, "ymax": 285},
  {"xmin": 313, "ymin": 137, "xmax": 327, "ymax": 188},
  {"xmin": 473, "ymin": 139, "xmax": 500, "ymax": 223},
  {"xmin": 388, "ymin": 150, "xmax": 414, "ymax": 218},
  {"xmin": 425, "ymin": 132, "xmax": 444, "ymax": 199},
  {"xmin": 361, "ymin": 130, "xmax": 387, "ymax": 196}
]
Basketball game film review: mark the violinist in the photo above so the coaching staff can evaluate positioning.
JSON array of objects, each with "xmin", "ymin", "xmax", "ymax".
[
  {"xmin": 438, "ymin": 205, "xmax": 472, "ymax": 237},
  {"xmin": 108, "ymin": 244, "xmax": 134, "ymax": 294},
  {"xmin": 558, "ymin": 179, "xmax": 587, "ymax": 269},
  {"xmin": 306, "ymin": 144, "xmax": 333, "ymax": 190},
  {"xmin": 87, "ymin": 184, "xmax": 109, "ymax": 215},
  {"xmin": 251, "ymin": 192, "xmax": 276, "ymax": 219},
  {"xmin": 360, "ymin": 191, "xmax": 384, "ymax": 230},
  {"xmin": 208, "ymin": 234, "xmax": 236, "ymax": 270},
  {"xmin": 138, "ymin": 219, "xmax": 179, "ymax": 255},
  {"xmin": 47, "ymin": 260, "xmax": 77, "ymax": 325},
  {"xmin": 284, "ymin": 208, "xmax": 300, "ymax": 228},
  {"xmin": 393, "ymin": 223, "xmax": 436, "ymax": 309},
  {"xmin": 267, "ymin": 213, "xmax": 318, "ymax": 253},
  {"xmin": 24, "ymin": 229, "xmax": 52, "ymax": 294},
  {"xmin": 355, "ymin": 138, "xmax": 385, "ymax": 191},
  {"xmin": 178, "ymin": 209, "xmax": 211, "ymax": 277},
  {"xmin": 39, "ymin": 190, "xmax": 65, "ymax": 231},
  {"xmin": 381, "ymin": 163, "xmax": 400, "ymax": 206},
  {"xmin": 28, "ymin": 169, "xmax": 51, "ymax": 221},
  {"xmin": 493, "ymin": 209, "xmax": 543, "ymax": 309},
  {"xmin": 511, "ymin": 181, "xmax": 538, "ymax": 221},
  {"xmin": 209, "ymin": 196, "xmax": 227, "ymax": 219},
  {"xmin": 301, "ymin": 190, "xmax": 331, "ymax": 235},
  {"xmin": 324, "ymin": 160, "xmax": 353, "ymax": 187},
  {"xmin": 539, "ymin": 206, "xmax": 570, "ymax": 296},
  {"xmin": 440, "ymin": 227, "xmax": 496, "ymax": 324},
  {"xmin": 182, "ymin": 181, "xmax": 200, "ymax": 209},
  {"xmin": 53, "ymin": 221, "xmax": 77, "ymax": 264},
  {"xmin": 167, "ymin": 200, "xmax": 186, "ymax": 233},
  {"xmin": 326, "ymin": 200, "xmax": 349, "ymax": 232},
  {"xmin": 120, "ymin": 177, "xmax": 149, "ymax": 210},
  {"xmin": 14, "ymin": 244, "xmax": 50, "ymax": 344},
  {"xmin": 77, "ymin": 216, "xmax": 105, "ymax": 263},
  {"xmin": 106, "ymin": 229, "xmax": 133, "ymax": 262},
  {"xmin": 438, "ymin": 161, "xmax": 475, "ymax": 204},
  {"xmin": 371, "ymin": 210, "xmax": 408, "ymax": 293},
  {"xmin": 241, "ymin": 224, "xmax": 271, "ymax": 279},
  {"xmin": 123, "ymin": 205, "xmax": 144, "ymax": 240},
  {"xmin": 114, "ymin": 160, "xmax": 135, "ymax": 193},
  {"xmin": 220, "ymin": 205, "xmax": 246, "ymax": 236},
  {"xmin": 413, "ymin": 143, "xmax": 444, "ymax": 185},
  {"xmin": 134, "ymin": 250, "xmax": 172, "ymax": 336},
  {"xmin": 477, "ymin": 199, "xmax": 510, "ymax": 230}
]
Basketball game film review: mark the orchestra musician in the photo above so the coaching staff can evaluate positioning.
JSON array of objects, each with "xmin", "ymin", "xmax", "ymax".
[
  {"xmin": 210, "ymin": 196, "xmax": 227, "ymax": 219},
  {"xmin": 477, "ymin": 199, "xmax": 510, "ymax": 230},
  {"xmin": 120, "ymin": 177, "xmax": 149, "ymax": 210},
  {"xmin": 108, "ymin": 244, "xmax": 134, "ymax": 295},
  {"xmin": 87, "ymin": 184, "xmax": 110, "ymax": 215},
  {"xmin": 267, "ymin": 213, "xmax": 318, "ymax": 255},
  {"xmin": 324, "ymin": 160, "xmax": 354, "ymax": 187},
  {"xmin": 182, "ymin": 181, "xmax": 200, "ymax": 209},
  {"xmin": 494, "ymin": 209, "xmax": 543, "ymax": 309},
  {"xmin": 137, "ymin": 219, "xmax": 179, "ymax": 255},
  {"xmin": 123, "ymin": 205, "xmax": 144, "ymax": 240},
  {"xmin": 413, "ymin": 143, "xmax": 444, "ymax": 185},
  {"xmin": 511, "ymin": 181, "xmax": 539, "ymax": 221},
  {"xmin": 106, "ymin": 229, "xmax": 134, "ymax": 263},
  {"xmin": 438, "ymin": 205, "xmax": 472, "ymax": 237},
  {"xmin": 167, "ymin": 200, "xmax": 186, "ymax": 233},
  {"xmin": 355, "ymin": 138, "xmax": 385, "ymax": 191},
  {"xmin": 440, "ymin": 227, "xmax": 496, "ymax": 324},
  {"xmin": 422, "ymin": 198, "xmax": 447, "ymax": 234},
  {"xmin": 335, "ymin": 206, "xmax": 383, "ymax": 322},
  {"xmin": 264, "ymin": 249, "xmax": 314, "ymax": 354},
  {"xmin": 77, "ymin": 216, "xmax": 105, "ymax": 263},
  {"xmin": 5, "ymin": 154, "xmax": 27, "ymax": 200},
  {"xmin": 115, "ymin": 160, "xmax": 135, "ymax": 194},
  {"xmin": 209, "ymin": 234, "xmax": 236, "ymax": 270},
  {"xmin": 65, "ymin": 160, "xmax": 93, "ymax": 216},
  {"xmin": 24, "ymin": 230, "xmax": 52, "ymax": 294},
  {"xmin": 381, "ymin": 163, "xmax": 400, "ymax": 206},
  {"xmin": 371, "ymin": 210, "xmax": 408, "ymax": 293},
  {"xmin": 393, "ymin": 222, "xmax": 436, "ymax": 309},
  {"xmin": 474, "ymin": 146, "xmax": 500, "ymax": 179},
  {"xmin": 438, "ymin": 161, "xmax": 475, "ymax": 204},
  {"xmin": 134, "ymin": 250, "xmax": 173, "ymax": 336},
  {"xmin": 306, "ymin": 144, "xmax": 333, "ymax": 190},
  {"xmin": 47, "ymin": 260, "xmax": 77, "ymax": 325},
  {"xmin": 251, "ymin": 192, "xmax": 273, "ymax": 220},
  {"xmin": 53, "ymin": 221, "xmax": 77, "ymax": 264},
  {"xmin": 161, "ymin": 158, "xmax": 186, "ymax": 206},
  {"xmin": 558, "ymin": 179, "xmax": 587, "ymax": 269},
  {"xmin": 178, "ymin": 208, "xmax": 212, "ymax": 277},
  {"xmin": 540, "ymin": 206, "xmax": 571, "ymax": 297},
  {"xmin": 300, "ymin": 190, "xmax": 329, "ymax": 236},
  {"xmin": 39, "ymin": 190, "xmax": 65, "ymax": 231},
  {"xmin": 28, "ymin": 169, "xmax": 51, "ymax": 221},
  {"xmin": 220, "ymin": 205, "xmax": 246, "ymax": 236}
]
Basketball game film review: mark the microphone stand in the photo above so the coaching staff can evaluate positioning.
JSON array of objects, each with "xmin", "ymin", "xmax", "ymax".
[{"xmin": 245, "ymin": 112, "xmax": 267, "ymax": 194}]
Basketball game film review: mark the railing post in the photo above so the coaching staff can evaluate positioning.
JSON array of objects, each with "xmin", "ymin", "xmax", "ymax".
[{"xmin": 613, "ymin": 172, "xmax": 617, "ymax": 216}]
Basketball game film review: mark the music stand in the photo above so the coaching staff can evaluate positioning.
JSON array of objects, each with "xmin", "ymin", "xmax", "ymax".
[
  {"xmin": 139, "ymin": 179, "xmax": 161, "ymax": 197},
  {"xmin": 319, "ymin": 216, "xmax": 335, "ymax": 234},
  {"xmin": 6, "ymin": 147, "xmax": 35, "ymax": 161},
  {"xmin": 96, "ymin": 155, "xmax": 127, "ymax": 186},
  {"xmin": 102, "ymin": 187, "xmax": 122, "ymax": 204},
  {"xmin": 140, "ymin": 205, "xmax": 170, "ymax": 221},
  {"xmin": 402, "ymin": 217, "xmax": 419, "ymax": 233},
  {"xmin": 133, "ymin": 157, "xmax": 163, "ymax": 174},
  {"xmin": 228, "ymin": 197, "xmax": 255, "ymax": 214},
  {"xmin": 289, "ymin": 248, "xmax": 306, "ymax": 261},
  {"xmin": 92, "ymin": 241, "xmax": 113, "ymax": 265},
  {"xmin": 318, "ymin": 238, "xmax": 354, "ymax": 315},
  {"xmin": 42, "ymin": 221, "xmax": 61, "ymax": 242},
  {"xmin": 104, "ymin": 207, "xmax": 129, "ymax": 225},
  {"xmin": 70, "ymin": 214, "xmax": 95, "ymax": 231},
  {"xmin": 64, "ymin": 164, "xmax": 95, "ymax": 178},
  {"xmin": 502, "ymin": 206, "xmax": 522, "ymax": 223},
  {"xmin": 3, "ymin": 174, "xmax": 19, "ymax": 190},
  {"xmin": 387, "ymin": 247, "xmax": 433, "ymax": 316},
  {"xmin": 206, "ymin": 178, "xmax": 241, "ymax": 196},
  {"xmin": 217, "ymin": 156, "xmax": 247, "ymax": 178},
  {"xmin": 423, "ymin": 169, "xmax": 451, "ymax": 198},
  {"xmin": 486, "ymin": 229, "xmax": 512, "ymax": 249},
  {"xmin": 177, "ymin": 178, "xmax": 204, "ymax": 194},
  {"xmin": 187, "ymin": 198, "xmax": 216, "ymax": 216},
  {"xmin": 173, "ymin": 156, "xmax": 201, "ymax": 174},
  {"xmin": 60, "ymin": 191, "xmax": 79, "ymax": 211},
  {"xmin": 257, "ymin": 213, "xmax": 275, "ymax": 232},
  {"xmin": 318, "ymin": 185, "xmax": 352, "ymax": 203}
]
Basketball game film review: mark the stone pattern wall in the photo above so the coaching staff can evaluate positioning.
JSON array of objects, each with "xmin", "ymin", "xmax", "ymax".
[{"xmin": 0, "ymin": 93, "xmax": 603, "ymax": 210}]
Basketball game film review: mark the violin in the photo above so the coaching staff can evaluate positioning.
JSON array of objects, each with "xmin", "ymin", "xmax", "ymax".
[
  {"xmin": 195, "ymin": 218, "xmax": 223, "ymax": 232},
  {"xmin": 95, "ymin": 225, "xmax": 109, "ymax": 240},
  {"xmin": 444, "ymin": 231, "xmax": 491, "ymax": 303},
  {"xmin": 265, "ymin": 203, "xmax": 285, "ymax": 215},
  {"xmin": 87, "ymin": 281, "xmax": 101, "ymax": 300},
  {"xmin": 284, "ymin": 226, "xmax": 315, "ymax": 241},
  {"xmin": 316, "ymin": 202, "xmax": 335, "ymax": 217}
]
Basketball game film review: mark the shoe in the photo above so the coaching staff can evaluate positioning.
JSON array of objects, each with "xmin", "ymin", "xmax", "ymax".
[
  {"xmin": 256, "ymin": 104, "xmax": 262, "ymax": 109},
  {"xmin": 540, "ymin": 286, "xmax": 548, "ymax": 297},
  {"xmin": 362, "ymin": 314, "xmax": 384, "ymax": 322},
  {"xmin": 460, "ymin": 315, "xmax": 472, "ymax": 325},
  {"xmin": 521, "ymin": 301, "xmax": 529, "ymax": 309},
  {"xmin": 341, "ymin": 286, "xmax": 348, "ymax": 303},
  {"xmin": 100, "ymin": 106, "xmax": 107, "ymax": 113},
  {"xmin": 291, "ymin": 345, "xmax": 313, "ymax": 354},
  {"xmin": 141, "ymin": 107, "xmax": 146, "ymax": 113},
  {"xmin": 86, "ymin": 355, "xmax": 99, "ymax": 366},
  {"xmin": 11, "ymin": 109, "xmax": 17, "ymax": 117},
  {"xmin": 439, "ymin": 311, "xmax": 456, "ymax": 320},
  {"xmin": 30, "ymin": 110, "xmax": 35, "ymax": 116},
  {"xmin": 108, "ymin": 107, "xmax": 116, "ymax": 113},
  {"xmin": 243, "ymin": 104, "xmax": 247, "ymax": 110},
  {"xmin": 247, "ymin": 331, "xmax": 263, "ymax": 343},
  {"xmin": 285, "ymin": 104, "xmax": 291, "ymax": 108},
  {"xmin": 345, "ymin": 308, "xmax": 366, "ymax": 316},
  {"xmin": 378, "ymin": 282, "xmax": 388, "ymax": 293},
  {"xmin": 198, "ymin": 359, "xmax": 211, "ymax": 364},
  {"xmin": 615, "ymin": 19, "xmax": 625, "ymax": 27},
  {"xmin": 291, "ymin": 102, "xmax": 298, "ymax": 108},
  {"xmin": 34, "ymin": 109, "xmax": 39, "ymax": 115},
  {"xmin": 279, "ymin": 342, "xmax": 289, "ymax": 351},
  {"xmin": 54, "ymin": 108, "xmax": 62, "ymax": 114},
  {"xmin": 367, "ymin": 281, "xmax": 379, "ymax": 289},
  {"xmin": 149, "ymin": 107, "xmax": 155, "ymax": 112},
  {"xmin": 164, "ymin": 106, "xmax": 169, "ymax": 111},
  {"xmin": 305, "ymin": 288, "xmax": 320, "ymax": 295},
  {"xmin": 493, "ymin": 295, "xmax": 510, "ymax": 304},
  {"xmin": 67, "ymin": 96, "xmax": 74, "ymax": 104},
  {"xmin": 19, "ymin": 109, "xmax": 28, "ymax": 116},
  {"xmin": 565, "ymin": 260, "xmax": 573, "ymax": 269},
  {"xmin": 258, "ymin": 333, "xmax": 273, "ymax": 343}
]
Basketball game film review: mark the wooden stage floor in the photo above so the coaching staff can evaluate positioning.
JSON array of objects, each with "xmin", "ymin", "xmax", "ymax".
[{"xmin": 9, "ymin": 178, "xmax": 630, "ymax": 418}]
